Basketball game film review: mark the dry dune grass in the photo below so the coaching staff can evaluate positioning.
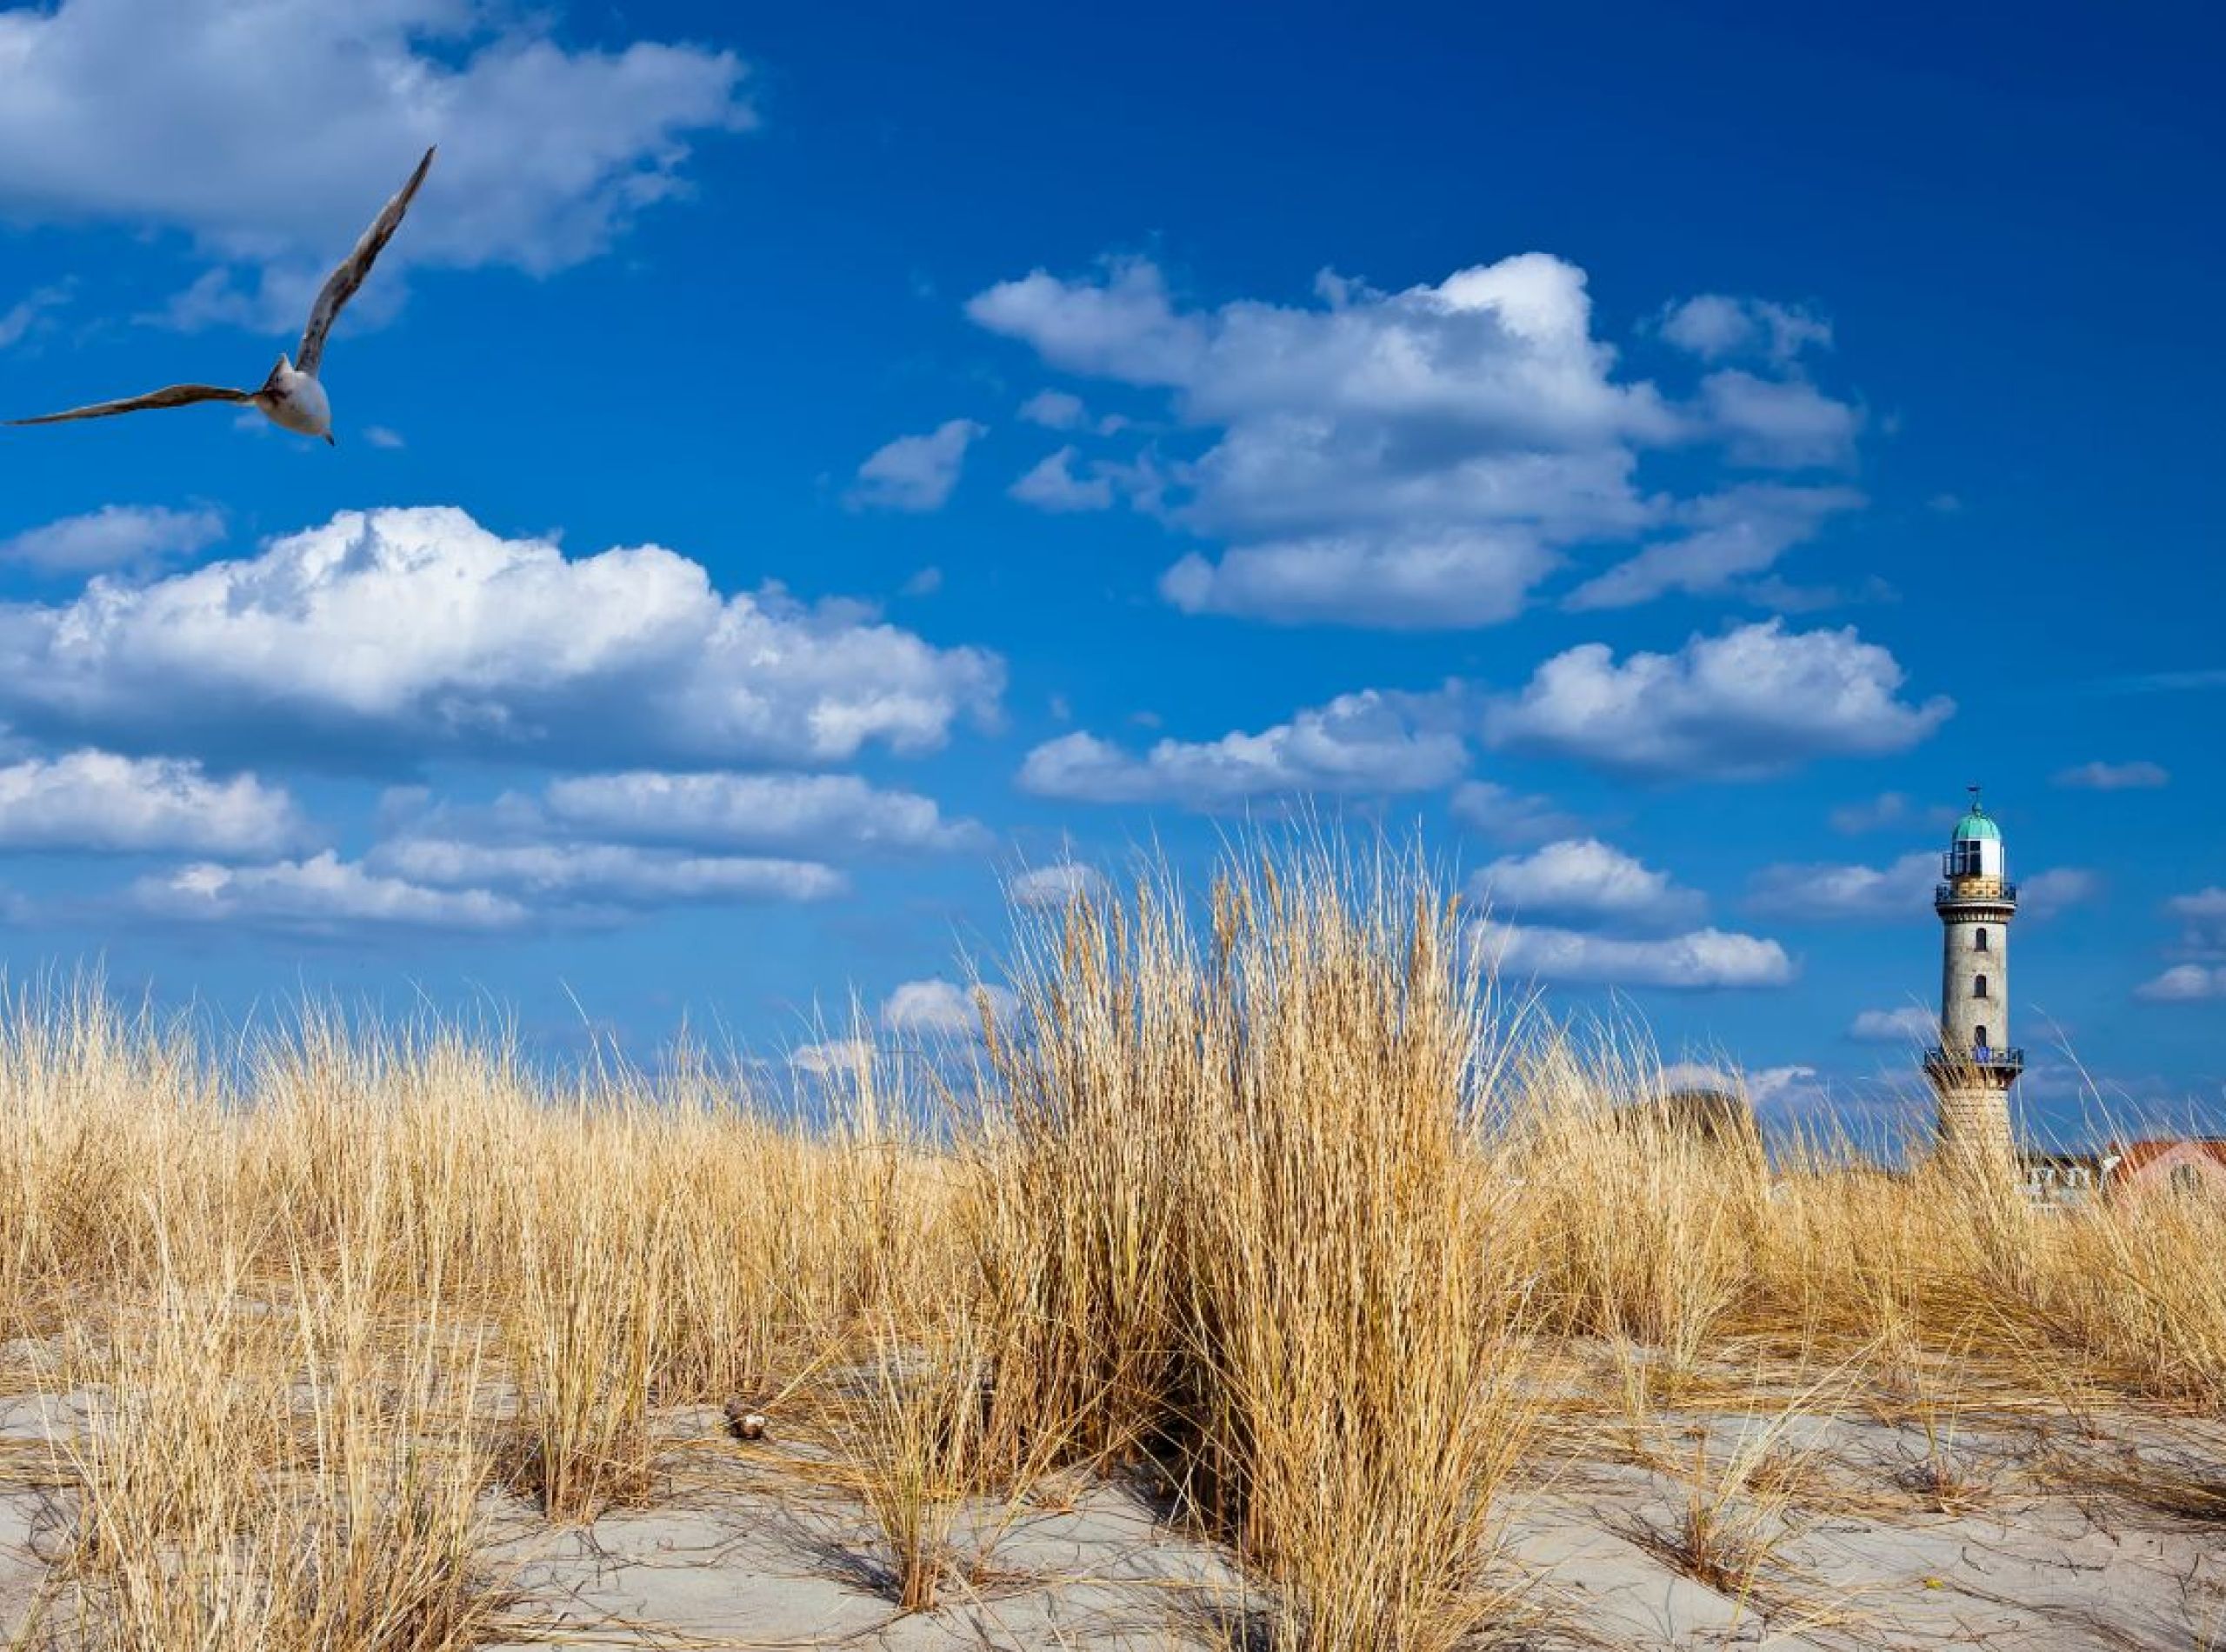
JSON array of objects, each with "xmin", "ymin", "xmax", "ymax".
[{"xmin": 2, "ymin": 839, "xmax": 2225, "ymax": 1649}]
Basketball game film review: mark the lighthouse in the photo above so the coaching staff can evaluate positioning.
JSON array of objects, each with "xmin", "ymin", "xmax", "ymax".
[{"xmin": 1923, "ymin": 791, "xmax": 2023, "ymax": 1164}]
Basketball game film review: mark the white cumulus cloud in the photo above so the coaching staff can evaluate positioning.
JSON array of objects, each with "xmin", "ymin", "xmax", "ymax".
[
  {"xmin": 1161, "ymin": 527, "xmax": 1560, "ymax": 629},
  {"xmin": 542, "ymin": 770, "xmax": 984, "ymax": 856},
  {"xmin": 1019, "ymin": 689, "xmax": 1467, "ymax": 809},
  {"xmin": 1, "ymin": 504, "xmax": 226, "ymax": 576},
  {"xmin": 1470, "ymin": 838, "xmax": 1704, "ymax": 929},
  {"xmin": 129, "ymin": 851, "xmax": 527, "ymax": 936},
  {"xmin": 1472, "ymin": 918, "xmax": 1793, "ymax": 989},
  {"xmin": 367, "ymin": 836, "xmax": 841, "ymax": 907},
  {"xmin": 0, "ymin": 0, "xmax": 752, "ymax": 326},
  {"xmin": 0, "ymin": 506, "xmax": 1002, "ymax": 769},
  {"xmin": 1748, "ymin": 851, "xmax": 1937, "ymax": 920},
  {"xmin": 970, "ymin": 253, "xmax": 1864, "ymax": 628},
  {"xmin": 1484, "ymin": 620, "xmax": 1951, "ymax": 779},
  {"xmin": 0, "ymin": 748, "xmax": 308, "ymax": 855},
  {"xmin": 850, "ymin": 419, "xmax": 986, "ymax": 512}
]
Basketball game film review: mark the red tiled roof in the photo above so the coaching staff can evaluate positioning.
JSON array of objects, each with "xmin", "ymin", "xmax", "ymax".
[{"xmin": 2109, "ymin": 1138, "xmax": 2226, "ymax": 1177}]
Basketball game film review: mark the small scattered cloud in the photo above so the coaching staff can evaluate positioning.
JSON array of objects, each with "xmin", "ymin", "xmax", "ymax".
[
  {"xmin": 1656, "ymin": 295, "xmax": 1833, "ymax": 365},
  {"xmin": 1010, "ymin": 861, "xmax": 1106, "ymax": 908},
  {"xmin": 2086, "ymin": 668, "xmax": 2226, "ymax": 697},
  {"xmin": 901, "ymin": 566, "xmax": 943, "ymax": 597},
  {"xmin": 1447, "ymin": 780, "xmax": 1581, "ymax": 845},
  {"xmin": 363, "ymin": 426, "xmax": 406, "ymax": 450},
  {"xmin": 2166, "ymin": 887, "xmax": 2226, "ymax": 954},
  {"xmin": 1010, "ymin": 446, "xmax": 1115, "ymax": 512},
  {"xmin": 1018, "ymin": 389, "xmax": 1087, "ymax": 430},
  {"xmin": 1019, "ymin": 688, "xmax": 1466, "ymax": 809},
  {"xmin": 1699, "ymin": 370, "xmax": 1862, "ymax": 469},
  {"xmin": 2136, "ymin": 964, "xmax": 2226, "ymax": 1003},
  {"xmin": 1472, "ymin": 918, "xmax": 1793, "ymax": 989},
  {"xmin": 1470, "ymin": 838, "xmax": 1704, "ymax": 929},
  {"xmin": 790, "ymin": 1038, "xmax": 875, "ymax": 1078},
  {"xmin": 0, "ymin": 748, "xmax": 309, "ymax": 856},
  {"xmin": 1744, "ymin": 1063, "xmax": 1828, "ymax": 1115},
  {"xmin": 880, "ymin": 977, "xmax": 1017, "ymax": 1039},
  {"xmin": 1829, "ymin": 790, "xmax": 1916, "ymax": 834},
  {"xmin": 1848, "ymin": 1005, "xmax": 1937, "ymax": 1043},
  {"xmin": 1484, "ymin": 620, "xmax": 1951, "ymax": 780},
  {"xmin": 1652, "ymin": 1059, "xmax": 1835, "ymax": 1120},
  {"xmin": 0, "ymin": 283, "xmax": 71, "ymax": 350},
  {"xmin": 849, "ymin": 419, "xmax": 986, "ymax": 512},
  {"xmin": 1565, "ymin": 484, "xmax": 1862, "ymax": 611},
  {"xmin": 2053, "ymin": 760, "xmax": 2169, "ymax": 790},
  {"xmin": 0, "ymin": 504, "xmax": 226, "ymax": 576},
  {"xmin": 2021, "ymin": 867, "xmax": 2099, "ymax": 919},
  {"xmin": 1656, "ymin": 1059, "xmax": 1745, "ymax": 1095}
]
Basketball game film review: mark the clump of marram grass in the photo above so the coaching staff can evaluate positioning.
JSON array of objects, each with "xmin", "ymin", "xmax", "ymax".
[
  {"xmin": 827, "ymin": 1305, "xmax": 995, "ymax": 1614},
  {"xmin": 1503, "ymin": 1031, "xmax": 1769, "ymax": 1388},
  {"xmin": 33, "ymin": 1175, "xmax": 509, "ymax": 1652},
  {"xmin": 496, "ymin": 1125, "xmax": 668, "ymax": 1522},
  {"xmin": 975, "ymin": 843, "xmax": 1539, "ymax": 1650}
]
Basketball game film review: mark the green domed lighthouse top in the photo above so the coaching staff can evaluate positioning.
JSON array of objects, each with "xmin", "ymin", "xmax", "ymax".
[{"xmin": 1951, "ymin": 803, "xmax": 2002, "ymax": 844}]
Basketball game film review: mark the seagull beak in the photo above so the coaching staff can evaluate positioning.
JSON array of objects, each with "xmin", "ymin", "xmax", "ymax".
[{"xmin": 324, "ymin": 433, "xmax": 337, "ymax": 447}]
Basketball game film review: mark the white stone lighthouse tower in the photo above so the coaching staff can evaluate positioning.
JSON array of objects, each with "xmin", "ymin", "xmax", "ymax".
[{"xmin": 1923, "ymin": 791, "xmax": 2023, "ymax": 1164}]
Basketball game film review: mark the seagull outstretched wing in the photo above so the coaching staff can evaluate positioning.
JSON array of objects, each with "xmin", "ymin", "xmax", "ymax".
[
  {"xmin": 297, "ymin": 145, "xmax": 436, "ymax": 377},
  {"xmin": 8, "ymin": 383, "xmax": 254, "ymax": 425}
]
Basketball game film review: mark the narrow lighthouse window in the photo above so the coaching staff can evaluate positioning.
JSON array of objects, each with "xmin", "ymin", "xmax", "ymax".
[
  {"xmin": 1975, "ymin": 974, "xmax": 1989, "ymax": 998},
  {"xmin": 1976, "ymin": 927, "xmax": 1989, "ymax": 952}
]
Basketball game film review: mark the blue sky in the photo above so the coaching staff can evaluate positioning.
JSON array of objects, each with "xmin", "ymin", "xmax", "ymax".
[{"xmin": 1, "ymin": 0, "xmax": 2218, "ymax": 1140}]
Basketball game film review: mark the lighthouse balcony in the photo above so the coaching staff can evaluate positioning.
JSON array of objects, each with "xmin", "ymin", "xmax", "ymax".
[
  {"xmin": 1923, "ymin": 1044, "xmax": 2025, "ymax": 1079},
  {"xmin": 1936, "ymin": 878, "xmax": 2017, "ymax": 907}
]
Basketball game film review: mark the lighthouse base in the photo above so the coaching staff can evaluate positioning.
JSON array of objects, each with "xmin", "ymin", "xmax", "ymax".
[{"xmin": 1934, "ymin": 1082, "xmax": 2016, "ymax": 1171}]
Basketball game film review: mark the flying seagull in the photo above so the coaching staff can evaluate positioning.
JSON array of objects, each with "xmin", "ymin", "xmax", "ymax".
[{"xmin": 9, "ymin": 147, "xmax": 436, "ymax": 446}]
